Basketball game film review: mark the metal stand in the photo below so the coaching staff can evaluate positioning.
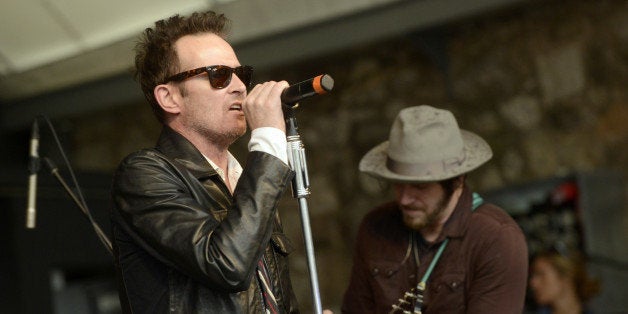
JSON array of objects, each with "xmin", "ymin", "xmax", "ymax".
[{"xmin": 284, "ymin": 105, "xmax": 323, "ymax": 314}]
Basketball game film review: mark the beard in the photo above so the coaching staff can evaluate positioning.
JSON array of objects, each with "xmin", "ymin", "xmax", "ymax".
[
  {"xmin": 401, "ymin": 189, "xmax": 453, "ymax": 231},
  {"xmin": 202, "ymin": 125, "xmax": 246, "ymax": 147},
  {"xmin": 185, "ymin": 109, "xmax": 247, "ymax": 147},
  {"xmin": 179, "ymin": 87, "xmax": 248, "ymax": 147}
]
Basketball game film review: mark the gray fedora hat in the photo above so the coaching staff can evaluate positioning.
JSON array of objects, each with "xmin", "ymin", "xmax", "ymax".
[{"xmin": 359, "ymin": 105, "xmax": 492, "ymax": 182}]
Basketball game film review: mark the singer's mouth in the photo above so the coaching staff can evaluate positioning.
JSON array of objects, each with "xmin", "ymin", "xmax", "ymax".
[{"xmin": 229, "ymin": 104, "xmax": 242, "ymax": 111}]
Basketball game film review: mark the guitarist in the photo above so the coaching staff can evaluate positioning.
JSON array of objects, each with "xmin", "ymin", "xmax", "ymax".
[{"xmin": 341, "ymin": 106, "xmax": 528, "ymax": 313}]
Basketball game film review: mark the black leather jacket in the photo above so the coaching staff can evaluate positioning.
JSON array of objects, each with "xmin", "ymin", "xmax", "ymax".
[{"xmin": 111, "ymin": 126, "xmax": 299, "ymax": 313}]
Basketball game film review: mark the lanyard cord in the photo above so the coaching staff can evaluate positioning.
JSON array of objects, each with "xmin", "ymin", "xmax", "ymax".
[
  {"xmin": 419, "ymin": 238, "xmax": 448, "ymax": 284},
  {"xmin": 412, "ymin": 192, "xmax": 484, "ymax": 313},
  {"xmin": 418, "ymin": 193, "xmax": 483, "ymax": 283}
]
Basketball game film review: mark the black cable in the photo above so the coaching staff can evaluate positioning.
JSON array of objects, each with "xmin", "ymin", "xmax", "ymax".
[
  {"xmin": 40, "ymin": 115, "xmax": 90, "ymax": 216},
  {"xmin": 37, "ymin": 115, "xmax": 113, "ymax": 255},
  {"xmin": 42, "ymin": 157, "xmax": 113, "ymax": 254}
]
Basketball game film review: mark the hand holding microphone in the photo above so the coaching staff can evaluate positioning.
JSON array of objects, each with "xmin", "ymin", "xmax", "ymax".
[
  {"xmin": 244, "ymin": 74, "xmax": 334, "ymax": 131},
  {"xmin": 243, "ymin": 80, "xmax": 290, "ymax": 132}
]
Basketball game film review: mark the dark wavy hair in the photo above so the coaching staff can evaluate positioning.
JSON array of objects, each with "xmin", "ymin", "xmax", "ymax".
[
  {"xmin": 439, "ymin": 175, "xmax": 465, "ymax": 200},
  {"xmin": 134, "ymin": 11, "xmax": 230, "ymax": 123}
]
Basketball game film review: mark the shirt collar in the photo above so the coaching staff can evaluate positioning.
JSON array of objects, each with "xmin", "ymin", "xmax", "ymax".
[{"xmin": 203, "ymin": 152, "xmax": 242, "ymax": 194}]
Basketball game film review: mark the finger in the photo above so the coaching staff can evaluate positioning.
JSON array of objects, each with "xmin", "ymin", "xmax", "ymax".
[
  {"xmin": 245, "ymin": 81, "xmax": 276, "ymax": 110},
  {"xmin": 245, "ymin": 82, "xmax": 270, "ymax": 105},
  {"xmin": 270, "ymin": 80, "xmax": 289, "ymax": 105}
]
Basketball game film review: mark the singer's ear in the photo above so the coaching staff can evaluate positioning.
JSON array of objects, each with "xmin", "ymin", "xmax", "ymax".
[{"xmin": 154, "ymin": 83, "xmax": 182, "ymax": 114}]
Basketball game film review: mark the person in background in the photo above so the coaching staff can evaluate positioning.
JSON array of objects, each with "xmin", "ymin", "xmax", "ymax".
[
  {"xmin": 529, "ymin": 250, "xmax": 601, "ymax": 314},
  {"xmin": 110, "ymin": 10, "xmax": 298, "ymax": 313},
  {"xmin": 341, "ymin": 105, "xmax": 529, "ymax": 313}
]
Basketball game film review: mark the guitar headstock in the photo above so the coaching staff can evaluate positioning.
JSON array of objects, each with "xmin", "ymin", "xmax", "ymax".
[{"xmin": 388, "ymin": 282, "xmax": 425, "ymax": 314}]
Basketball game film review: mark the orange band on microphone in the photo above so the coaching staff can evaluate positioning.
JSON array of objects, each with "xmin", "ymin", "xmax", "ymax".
[{"xmin": 312, "ymin": 75, "xmax": 327, "ymax": 94}]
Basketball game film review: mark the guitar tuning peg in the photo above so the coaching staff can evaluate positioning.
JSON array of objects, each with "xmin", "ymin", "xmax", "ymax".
[
  {"xmin": 404, "ymin": 291, "xmax": 417, "ymax": 300},
  {"xmin": 389, "ymin": 304, "xmax": 401, "ymax": 314}
]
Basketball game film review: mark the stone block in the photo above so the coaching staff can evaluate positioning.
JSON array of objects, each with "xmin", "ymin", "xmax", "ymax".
[{"xmin": 535, "ymin": 43, "xmax": 586, "ymax": 103}]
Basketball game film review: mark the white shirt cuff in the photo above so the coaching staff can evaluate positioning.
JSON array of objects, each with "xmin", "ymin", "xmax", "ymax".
[{"xmin": 248, "ymin": 127, "xmax": 288, "ymax": 165}]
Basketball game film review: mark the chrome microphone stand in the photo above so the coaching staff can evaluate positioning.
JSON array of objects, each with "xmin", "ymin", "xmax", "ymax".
[{"xmin": 284, "ymin": 104, "xmax": 323, "ymax": 314}]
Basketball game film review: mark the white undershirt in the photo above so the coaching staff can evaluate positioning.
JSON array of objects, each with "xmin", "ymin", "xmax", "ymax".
[{"xmin": 203, "ymin": 127, "xmax": 288, "ymax": 194}]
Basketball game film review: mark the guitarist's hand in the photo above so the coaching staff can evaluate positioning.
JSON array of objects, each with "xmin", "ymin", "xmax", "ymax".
[{"xmin": 323, "ymin": 310, "xmax": 333, "ymax": 314}]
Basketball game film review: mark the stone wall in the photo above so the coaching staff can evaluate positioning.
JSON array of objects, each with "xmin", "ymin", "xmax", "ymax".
[{"xmin": 70, "ymin": 0, "xmax": 627, "ymax": 312}]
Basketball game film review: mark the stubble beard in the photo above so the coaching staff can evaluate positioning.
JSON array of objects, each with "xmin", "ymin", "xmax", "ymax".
[
  {"xmin": 204, "ymin": 125, "xmax": 247, "ymax": 148},
  {"xmin": 187, "ymin": 114, "xmax": 247, "ymax": 148},
  {"xmin": 180, "ymin": 87, "xmax": 248, "ymax": 147},
  {"xmin": 402, "ymin": 191, "xmax": 452, "ymax": 231}
]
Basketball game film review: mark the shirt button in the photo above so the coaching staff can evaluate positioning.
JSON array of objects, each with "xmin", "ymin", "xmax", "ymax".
[
  {"xmin": 371, "ymin": 268, "xmax": 379, "ymax": 276},
  {"xmin": 386, "ymin": 270, "xmax": 394, "ymax": 277}
]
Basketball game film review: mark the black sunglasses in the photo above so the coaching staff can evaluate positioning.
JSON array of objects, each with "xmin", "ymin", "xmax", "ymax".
[{"xmin": 163, "ymin": 65, "xmax": 253, "ymax": 89}]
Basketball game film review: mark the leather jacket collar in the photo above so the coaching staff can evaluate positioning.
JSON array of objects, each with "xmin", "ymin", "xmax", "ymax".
[{"xmin": 155, "ymin": 125, "xmax": 219, "ymax": 180}]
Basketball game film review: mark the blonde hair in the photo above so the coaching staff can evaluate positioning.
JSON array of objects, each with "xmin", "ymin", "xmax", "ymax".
[{"xmin": 534, "ymin": 250, "xmax": 601, "ymax": 302}]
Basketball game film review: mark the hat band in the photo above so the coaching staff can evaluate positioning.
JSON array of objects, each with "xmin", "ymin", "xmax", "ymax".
[{"xmin": 386, "ymin": 152, "xmax": 467, "ymax": 178}]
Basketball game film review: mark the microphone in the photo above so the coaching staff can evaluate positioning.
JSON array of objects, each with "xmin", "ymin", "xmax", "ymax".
[
  {"xmin": 26, "ymin": 119, "xmax": 40, "ymax": 229},
  {"xmin": 281, "ymin": 74, "xmax": 334, "ymax": 105}
]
